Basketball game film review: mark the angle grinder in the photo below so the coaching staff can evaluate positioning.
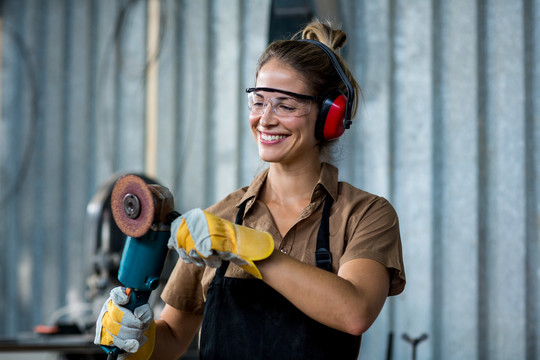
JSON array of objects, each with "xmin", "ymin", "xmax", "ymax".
[{"xmin": 100, "ymin": 174, "xmax": 179, "ymax": 359}]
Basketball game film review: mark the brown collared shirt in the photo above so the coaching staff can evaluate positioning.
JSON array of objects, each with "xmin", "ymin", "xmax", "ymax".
[{"xmin": 161, "ymin": 163, "xmax": 406, "ymax": 314}]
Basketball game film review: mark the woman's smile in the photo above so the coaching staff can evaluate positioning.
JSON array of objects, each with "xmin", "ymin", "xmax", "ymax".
[{"xmin": 258, "ymin": 131, "xmax": 289, "ymax": 144}]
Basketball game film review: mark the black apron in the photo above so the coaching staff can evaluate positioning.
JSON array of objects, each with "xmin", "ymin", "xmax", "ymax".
[{"xmin": 199, "ymin": 194, "xmax": 360, "ymax": 359}]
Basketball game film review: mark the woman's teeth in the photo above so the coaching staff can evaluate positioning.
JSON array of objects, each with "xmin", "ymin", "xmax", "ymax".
[{"xmin": 261, "ymin": 133, "xmax": 287, "ymax": 141}]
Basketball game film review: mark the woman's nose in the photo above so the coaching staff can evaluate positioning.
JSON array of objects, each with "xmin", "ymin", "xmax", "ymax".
[{"xmin": 259, "ymin": 103, "xmax": 277, "ymax": 126}]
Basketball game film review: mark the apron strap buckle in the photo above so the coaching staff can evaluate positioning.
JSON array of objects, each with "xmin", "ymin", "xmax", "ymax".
[{"xmin": 315, "ymin": 248, "xmax": 332, "ymax": 271}]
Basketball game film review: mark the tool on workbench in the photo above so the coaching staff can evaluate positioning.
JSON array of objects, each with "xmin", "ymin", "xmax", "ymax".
[{"xmin": 99, "ymin": 174, "xmax": 179, "ymax": 360}]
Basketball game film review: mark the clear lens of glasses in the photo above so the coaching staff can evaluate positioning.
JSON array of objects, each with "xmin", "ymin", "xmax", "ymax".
[{"xmin": 247, "ymin": 92, "xmax": 312, "ymax": 117}]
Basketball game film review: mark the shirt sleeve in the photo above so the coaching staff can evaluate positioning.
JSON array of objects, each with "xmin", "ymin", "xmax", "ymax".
[
  {"xmin": 339, "ymin": 197, "xmax": 406, "ymax": 296},
  {"xmin": 160, "ymin": 258, "xmax": 206, "ymax": 314}
]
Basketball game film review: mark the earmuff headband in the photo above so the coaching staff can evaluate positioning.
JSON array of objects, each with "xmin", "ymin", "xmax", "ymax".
[{"xmin": 299, "ymin": 39, "xmax": 354, "ymax": 129}]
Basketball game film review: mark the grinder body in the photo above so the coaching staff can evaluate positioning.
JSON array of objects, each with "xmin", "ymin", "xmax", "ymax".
[
  {"xmin": 118, "ymin": 231, "xmax": 170, "ymax": 293},
  {"xmin": 101, "ymin": 230, "xmax": 171, "ymax": 358},
  {"xmin": 100, "ymin": 175, "xmax": 178, "ymax": 359}
]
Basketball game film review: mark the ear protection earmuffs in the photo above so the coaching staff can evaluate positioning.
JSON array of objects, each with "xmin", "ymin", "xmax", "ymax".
[{"xmin": 300, "ymin": 39, "xmax": 355, "ymax": 141}]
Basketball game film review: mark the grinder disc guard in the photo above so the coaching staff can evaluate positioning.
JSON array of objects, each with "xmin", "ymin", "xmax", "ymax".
[{"xmin": 111, "ymin": 174, "xmax": 155, "ymax": 238}]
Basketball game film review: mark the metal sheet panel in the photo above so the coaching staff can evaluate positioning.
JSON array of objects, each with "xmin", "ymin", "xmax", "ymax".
[
  {"xmin": 436, "ymin": 1, "xmax": 480, "ymax": 359},
  {"xmin": 526, "ymin": 2, "xmax": 540, "ymax": 359},
  {"xmin": 483, "ymin": 1, "xmax": 527, "ymax": 358},
  {"xmin": 390, "ymin": 1, "xmax": 435, "ymax": 359}
]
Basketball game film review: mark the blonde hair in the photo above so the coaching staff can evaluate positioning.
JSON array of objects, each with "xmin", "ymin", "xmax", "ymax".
[{"xmin": 298, "ymin": 19, "xmax": 347, "ymax": 52}]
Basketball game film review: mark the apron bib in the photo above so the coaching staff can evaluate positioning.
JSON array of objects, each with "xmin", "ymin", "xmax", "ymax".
[{"xmin": 199, "ymin": 195, "xmax": 360, "ymax": 359}]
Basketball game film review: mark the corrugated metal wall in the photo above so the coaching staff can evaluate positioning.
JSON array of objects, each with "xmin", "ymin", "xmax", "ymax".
[{"xmin": 0, "ymin": 1, "xmax": 538, "ymax": 359}]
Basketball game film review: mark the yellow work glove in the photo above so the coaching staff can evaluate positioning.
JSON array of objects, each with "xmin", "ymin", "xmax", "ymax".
[
  {"xmin": 94, "ymin": 287, "xmax": 155, "ymax": 360},
  {"xmin": 168, "ymin": 208, "xmax": 274, "ymax": 279}
]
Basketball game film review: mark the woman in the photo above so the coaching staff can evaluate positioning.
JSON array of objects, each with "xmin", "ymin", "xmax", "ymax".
[{"xmin": 96, "ymin": 19, "xmax": 405, "ymax": 360}]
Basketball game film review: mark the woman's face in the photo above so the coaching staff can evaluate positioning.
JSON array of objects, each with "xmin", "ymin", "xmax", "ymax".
[{"xmin": 249, "ymin": 59, "xmax": 319, "ymax": 166}]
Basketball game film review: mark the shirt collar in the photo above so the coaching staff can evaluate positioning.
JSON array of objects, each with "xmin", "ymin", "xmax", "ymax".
[
  {"xmin": 236, "ymin": 162, "xmax": 339, "ymax": 211},
  {"xmin": 314, "ymin": 162, "xmax": 339, "ymax": 201},
  {"xmin": 237, "ymin": 167, "xmax": 269, "ymax": 210}
]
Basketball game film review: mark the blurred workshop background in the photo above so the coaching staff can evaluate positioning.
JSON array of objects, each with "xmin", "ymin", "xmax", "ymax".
[{"xmin": 0, "ymin": 0, "xmax": 538, "ymax": 359}]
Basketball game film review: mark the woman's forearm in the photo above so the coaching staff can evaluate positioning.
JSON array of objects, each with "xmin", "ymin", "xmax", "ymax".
[
  {"xmin": 150, "ymin": 306, "xmax": 202, "ymax": 359},
  {"xmin": 257, "ymin": 251, "xmax": 390, "ymax": 335}
]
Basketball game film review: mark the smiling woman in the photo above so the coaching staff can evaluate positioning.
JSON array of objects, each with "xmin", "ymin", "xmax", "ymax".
[
  {"xmin": 95, "ymin": 18, "xmax": 406, "ymax": 360},
  {"xmin": 247, "ymin": 59, "xmax": 321, "ymax": 166}
]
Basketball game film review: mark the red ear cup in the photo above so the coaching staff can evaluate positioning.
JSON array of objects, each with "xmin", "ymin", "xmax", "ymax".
[
  {"xmin": 300, "ymin": 40, "xmax": 355, "ymax": 140},
  {"xmin": 316, "ymin": 90, "xmax": 347, "ymax": 141}
]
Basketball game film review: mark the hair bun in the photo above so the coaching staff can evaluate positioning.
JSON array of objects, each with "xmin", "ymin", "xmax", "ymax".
[{"xmin": 300, "ymin": 19, "xmax": 347, "ymax": 52}]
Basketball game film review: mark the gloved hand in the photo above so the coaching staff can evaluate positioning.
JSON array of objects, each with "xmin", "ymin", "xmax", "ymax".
[
  {"xmin": 94, "ymin": 287, "xmax": 155, "ymax": 360},
  {"xmin": 168, "ymin": 208, "xmax": 274, "ymax": 279}
]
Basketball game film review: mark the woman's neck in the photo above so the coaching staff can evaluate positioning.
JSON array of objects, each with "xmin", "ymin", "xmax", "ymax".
[{"xmin": 263, "ymin": 160, "xmax": 322, "ymax": 208}]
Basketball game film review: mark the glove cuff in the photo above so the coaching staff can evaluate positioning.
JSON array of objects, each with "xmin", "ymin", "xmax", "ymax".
[{"xmin": 231, "ymin": 223, "xmax": 274, "ymax": 261}]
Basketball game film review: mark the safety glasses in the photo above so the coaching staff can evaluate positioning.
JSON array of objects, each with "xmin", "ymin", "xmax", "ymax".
[{"xmin": 246, "ymin": 87, "xmax": 320, "ymax": 117}]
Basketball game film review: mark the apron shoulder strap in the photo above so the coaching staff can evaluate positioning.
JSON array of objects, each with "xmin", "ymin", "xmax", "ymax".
[
  {"xmin": 315, "ymin": 193, "xmax": 334, "ymax": 272},
  {"xmin": 235, "ymin": 199, "xmax": 248, "ymax": 225}
]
